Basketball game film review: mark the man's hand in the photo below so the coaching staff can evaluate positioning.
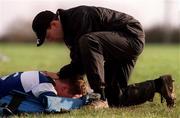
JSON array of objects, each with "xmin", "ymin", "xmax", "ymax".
[{"xmin": 42, "ymin": 71, "xmax": 59, "ymax": 80}]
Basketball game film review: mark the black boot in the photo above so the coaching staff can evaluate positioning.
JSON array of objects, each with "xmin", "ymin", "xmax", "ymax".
[{"xmin": 154, "ymin": 75, "xmax": 176, "ymax": 107}]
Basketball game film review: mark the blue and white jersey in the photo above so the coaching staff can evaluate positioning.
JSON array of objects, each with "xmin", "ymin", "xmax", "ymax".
[{"xmin": 0, "ymin": 71, "xmax": 57, "ymax": 99}]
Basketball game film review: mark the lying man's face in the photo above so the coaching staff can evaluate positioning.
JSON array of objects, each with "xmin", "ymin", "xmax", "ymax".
[{"xmin": 54, "ymin": 79, "xmax": 78, "ymax": 98}]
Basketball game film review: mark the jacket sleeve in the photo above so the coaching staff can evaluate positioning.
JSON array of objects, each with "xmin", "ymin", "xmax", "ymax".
[
  {"xmin": 59, "ymin": 7, "xmax": 99, "ymax": 76},
  {"xmin": 58, "ymin": 50, "xmax": 85, "ymax": 78}
]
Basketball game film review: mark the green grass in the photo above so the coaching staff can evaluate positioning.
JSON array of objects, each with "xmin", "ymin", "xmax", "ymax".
[{"xmin": 0, "ymin": 43, "xmax": 180, "ymax": 118}]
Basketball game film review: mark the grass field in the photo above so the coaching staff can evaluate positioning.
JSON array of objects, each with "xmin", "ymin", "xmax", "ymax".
[{"xmin": 0, "ymin": 43, "xmax": 180, "ymax": 118}]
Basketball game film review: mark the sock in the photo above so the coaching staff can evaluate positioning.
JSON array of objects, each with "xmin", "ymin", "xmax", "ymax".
[
  {"xmin": 95, "ymin": 86, "xmax": 106, "ymax": 101},
  {"xmin": 100, "ymin": 87, "xmax": 106, "ymax": 101}
]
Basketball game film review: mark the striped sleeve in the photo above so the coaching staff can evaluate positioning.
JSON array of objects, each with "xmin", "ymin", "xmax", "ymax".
[
  {"xmin": 31, "ymin": 83, "xmax": 57, "ymax": 97},
  {"xmin": 20, "ymin": 71, "xmax": 39, "ymax": 92}
]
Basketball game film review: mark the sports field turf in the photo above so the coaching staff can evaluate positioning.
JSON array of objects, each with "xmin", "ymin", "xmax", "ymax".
[{"xmin": 0, "ymin": 43, "xmax": 179, "ymax": 118}]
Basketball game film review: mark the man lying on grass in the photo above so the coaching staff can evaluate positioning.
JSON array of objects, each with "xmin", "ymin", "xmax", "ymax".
[
  {"xmin": 0, "ymin": 70, "xmax": 87, "ymax": 101},
  {"xmin": 0, "ymin": 66, "xmax": 176, "ymax": 111}
]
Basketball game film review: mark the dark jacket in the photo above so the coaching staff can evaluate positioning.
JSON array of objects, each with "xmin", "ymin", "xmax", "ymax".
[{"xmin": 57, "ymin": 5, "xmax": 144, "ymax": 75}]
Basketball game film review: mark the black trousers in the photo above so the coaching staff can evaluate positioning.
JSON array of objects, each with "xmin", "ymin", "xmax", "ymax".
[{"xmin": 78, "ymin": 31, "xmax": 154, "ymax": 107}]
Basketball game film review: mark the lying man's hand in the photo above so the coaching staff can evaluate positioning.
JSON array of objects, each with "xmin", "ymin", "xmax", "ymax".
[{"xmin": 42, "ymin": 71, "xmax": 59, "ymax": 80}]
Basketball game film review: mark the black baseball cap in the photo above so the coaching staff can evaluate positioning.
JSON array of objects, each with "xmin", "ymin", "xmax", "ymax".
[{"xmin": 32, "ymin": 10, "xmax": 55, "ymax": 46}]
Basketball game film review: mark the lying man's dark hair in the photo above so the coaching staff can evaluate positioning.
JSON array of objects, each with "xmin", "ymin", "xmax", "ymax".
[{"xmin": 58, "ymin": 64, "xmax": 84, "ymax": 80}]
